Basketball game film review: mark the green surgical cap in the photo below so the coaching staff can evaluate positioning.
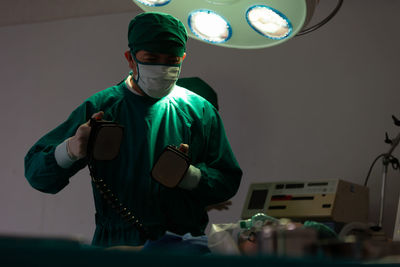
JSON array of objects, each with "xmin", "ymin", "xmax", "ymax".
[{"xmin": 128, "ymin": 12, "xmax": 188, "ymax": 57}]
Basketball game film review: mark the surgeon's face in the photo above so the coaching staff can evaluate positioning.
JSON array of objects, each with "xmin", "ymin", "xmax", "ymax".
[
  {"xmin": 137, "ymin": 50, "xmax": 185, "ymax": 65},
  {"xmin": 124, "ymin": 50, "xmax": 186, "ymax": 75},
  {"xmin": 124, "ymin": 50, "xmax": 186, "ymax": 95}
]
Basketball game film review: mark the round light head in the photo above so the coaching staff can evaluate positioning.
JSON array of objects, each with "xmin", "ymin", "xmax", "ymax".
[
  {"xmin": 188, "ymin": 10, "xmax": 232, "ymax": 44},
  {"xmin": 132, "ymin": 0, "xmax": 310, "ymax": 49},
  {"xmin": 246, "ymin": 5, "xmax": 292, "ymax": 40},
  {"xmin": 135, "ymin": 0, "xmax": 171, "ymax": 7}
]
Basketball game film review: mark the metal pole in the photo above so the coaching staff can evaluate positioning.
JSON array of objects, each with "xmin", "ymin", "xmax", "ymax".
[{"xmin": 378, "ymin": 162, "xmax": 389, "ymax": 228}]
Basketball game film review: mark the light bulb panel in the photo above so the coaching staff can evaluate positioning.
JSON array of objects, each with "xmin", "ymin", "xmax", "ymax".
[
  {"xmin": 132, "ymin": 0, "xmax": 309, "ymax": 49},
  {"xmin": 246, "ymin": 5, "xmax": 292, "ymax": 40},
  {"xmin": 188, "ymin": 10, "xmax": 232, "ymax": 44},
  {"xmin": 135, "ymin": 0, "xmax": 171, "ymax": 7}
]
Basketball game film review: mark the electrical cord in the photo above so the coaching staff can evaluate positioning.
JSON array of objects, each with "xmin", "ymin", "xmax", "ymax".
[
  {"xmin": 364, "ymin": 153, "xmax": 385, "ymax": 186},
  {"xmin": 296, "ymin": 0, "xmax": 344, "ymax": 37},
  {"xmin": 364, "ymin": 153, "xmax": 400, "ymax": 186},
  {"xmin": 87, "ymin": 118, "xmax": 152, "ymax": 241}
]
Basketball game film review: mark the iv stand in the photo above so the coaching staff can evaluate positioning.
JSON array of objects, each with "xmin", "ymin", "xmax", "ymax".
[{"xmin": 376, "ymin": 115, "xmax": 400, "ymax": 229}]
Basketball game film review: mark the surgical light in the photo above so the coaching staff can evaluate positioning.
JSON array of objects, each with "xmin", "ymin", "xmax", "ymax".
[
  {"xmin": 131, "ymin": 0, "xmax": 343, "ymax": 49},
  {"xmin": 188, "ymin": 10, "xmax": 232, "ymax": 43},
  {"xmin": 246, "ymin": 5, "xmax": 292, "ymax": 40},
  {"xmin": 135, "ymin": 0, "xmax": 171, "ymax": 7}
]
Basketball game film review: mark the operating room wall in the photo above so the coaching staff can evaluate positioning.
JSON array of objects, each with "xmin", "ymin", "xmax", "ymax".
[{"xmin": 0, "ymin": 0, "xmax": 399, "ymax": 243}]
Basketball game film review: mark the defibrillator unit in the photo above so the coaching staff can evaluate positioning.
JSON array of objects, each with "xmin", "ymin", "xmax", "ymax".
[{"xmin": 241, "ymin": 179, "xmax": 369, "ymax": 223}]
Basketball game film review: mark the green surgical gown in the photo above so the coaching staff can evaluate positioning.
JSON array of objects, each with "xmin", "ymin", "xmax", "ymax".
[{"xmin": 24, "ymin": 81, "xmax": 242, "ymax": 247}]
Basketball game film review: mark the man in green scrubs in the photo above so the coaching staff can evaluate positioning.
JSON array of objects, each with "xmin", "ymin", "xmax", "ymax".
[{"xmin": 24, "ymin": 12, "xmax": 242, "ymax": 248}]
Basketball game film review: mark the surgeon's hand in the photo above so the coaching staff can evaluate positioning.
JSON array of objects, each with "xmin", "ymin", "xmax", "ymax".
[
  {"xmin": 178, "ymin": 143, "xmax": 189, "ymax": 154},
  {"xmin": 67, "ymin": 111, "xmax": 104, "ymax": 159},
  {"xmin": 206, "ymin": 200, "xmax": 232, "ymax": 212}
]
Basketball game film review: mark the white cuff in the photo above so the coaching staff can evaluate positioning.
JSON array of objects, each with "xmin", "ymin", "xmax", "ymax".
[
  {"xmin": 55, "ymin": 139, "xmax": 78, "ymax": 169},
  {"xmin": 178, "ymin": 165, "xmax": 201, "ymax": 190}
]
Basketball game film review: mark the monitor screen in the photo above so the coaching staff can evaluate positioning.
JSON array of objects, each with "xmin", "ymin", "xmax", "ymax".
[{"xmin": 247, "ymin": 189, "xmax": 269, "ymax": 210}]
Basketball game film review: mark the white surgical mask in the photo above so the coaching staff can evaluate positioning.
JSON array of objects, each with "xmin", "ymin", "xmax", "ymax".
[{"xmin": 132, "ymin": 61, "xmax": 181, "ymax": 99}]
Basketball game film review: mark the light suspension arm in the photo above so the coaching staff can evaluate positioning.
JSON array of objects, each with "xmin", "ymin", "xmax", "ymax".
[{"xmin": 296, "ymin": 0, "xmax": 344, "ymax": 36}]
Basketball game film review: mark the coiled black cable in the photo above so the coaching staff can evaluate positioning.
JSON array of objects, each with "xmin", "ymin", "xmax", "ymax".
[{"xmin": 296, "ymin": 0, "xmax": 344, "ymax": 37}]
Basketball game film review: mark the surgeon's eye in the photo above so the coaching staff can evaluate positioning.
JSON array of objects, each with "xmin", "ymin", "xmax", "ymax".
[
  {"xmin": 167, "ymin": 57, "xmax": 181, "ymax": 65},
  {"xmin": 142, "ymin": 57, "xmax": 158, "ymax": 63}
]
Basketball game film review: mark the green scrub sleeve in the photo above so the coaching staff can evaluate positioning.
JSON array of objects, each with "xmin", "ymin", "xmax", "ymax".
[
  {"xmin": 24, "ymin": 103, "xmax": 93, "ymax": 194},
  {"xmin": 189, "ymin": 105, "xmax": 242, "ymax": 207}
]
